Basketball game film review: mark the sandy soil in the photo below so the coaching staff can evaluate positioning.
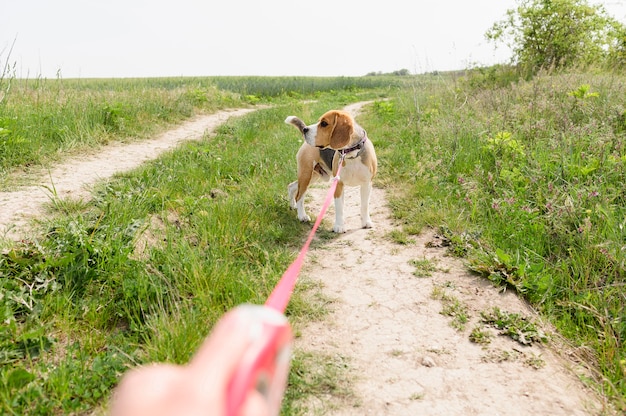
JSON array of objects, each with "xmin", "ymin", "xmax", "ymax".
[{"xmin": 0, "ymin": 104, "xmax": 608, "ymax": 415}]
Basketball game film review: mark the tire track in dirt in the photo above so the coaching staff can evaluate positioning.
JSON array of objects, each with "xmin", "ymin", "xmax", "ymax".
[
  {"xmin": 0, "ymin": 108, "xmax": 255, "ymax": 242},
  {"xmin": 292, "ymin": 102, "xmax": 605, "ymax": 415}
]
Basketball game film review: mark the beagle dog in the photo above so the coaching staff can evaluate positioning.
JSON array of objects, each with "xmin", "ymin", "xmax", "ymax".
[{"xmin": 284, "ymin": 110, "xmax": 377, "ymax": 233}]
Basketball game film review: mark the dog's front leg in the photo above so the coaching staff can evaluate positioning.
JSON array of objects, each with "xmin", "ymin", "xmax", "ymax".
[
  {"xmin": 332, "ymin": 180, "xmax": 348, "ymax": 233},
  {"xmin": 360, "ymin": 182, "xmax": 373, "ymax": 229},
  {"xmin": 333, "ymin": 192, "xmax": 345, "ymax": 233}
]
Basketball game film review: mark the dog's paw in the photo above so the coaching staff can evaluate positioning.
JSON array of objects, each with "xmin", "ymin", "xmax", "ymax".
[
  {"xmin": 298, "ymin": 213, "xmax": 311, "ymax": 222},
  {"xmin": 285, "ymin": 116, "xmax": 306, "ymax": 134},
  {"xmin": 333, "ymin": 224, "xmax": 346, "ymax": 233},
  {"xmin": 362, "ymin": 220, "xmax": 373, "ymax": 229}
]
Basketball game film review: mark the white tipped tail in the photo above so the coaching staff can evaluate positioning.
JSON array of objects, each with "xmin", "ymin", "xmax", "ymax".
[{"xmin": 284, "ymin": 116, "xmax": 306, "ymax": 134}]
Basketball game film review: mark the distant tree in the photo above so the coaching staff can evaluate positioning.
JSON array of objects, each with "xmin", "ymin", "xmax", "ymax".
[
  {"xmin": 391, "ymin": 69, "xmax": 410, "ymax": 76},
  {"xmin": 365, "ymin": 69, "xmax": 410, "ymax": 76},
  {"xmin": 486, "ymin": 0, "xmax": 626, "ymax": 71}
]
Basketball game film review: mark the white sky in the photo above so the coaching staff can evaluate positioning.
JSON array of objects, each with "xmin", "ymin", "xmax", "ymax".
[{"xmin": 1, "ymin": 0, "xmax": 625, "ymax": 78}]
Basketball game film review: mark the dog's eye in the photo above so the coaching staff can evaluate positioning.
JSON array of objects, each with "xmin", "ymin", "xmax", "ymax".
[{"xmin": 320, "ymin": 121, "xmax": 328, "ymax": 127}]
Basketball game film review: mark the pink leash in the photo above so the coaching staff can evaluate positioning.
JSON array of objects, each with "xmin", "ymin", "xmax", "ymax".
[
  {"xmin": 226, "ymin": 156, "xmax": 344, "ymax": 416},
  {"xmin": 265, "ymin": 157, "xmax": 344, "ymax": 313}
]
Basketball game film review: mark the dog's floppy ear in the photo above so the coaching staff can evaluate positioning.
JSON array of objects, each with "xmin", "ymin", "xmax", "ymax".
[{"xmin": 329, "ymin": 112, "xmax": 353, "ymax": 149}]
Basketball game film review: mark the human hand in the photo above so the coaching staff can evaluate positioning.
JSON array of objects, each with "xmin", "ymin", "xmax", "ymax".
[{"xmin": 110, "ymin": 309, "xmax": 270, "ymax": 416}]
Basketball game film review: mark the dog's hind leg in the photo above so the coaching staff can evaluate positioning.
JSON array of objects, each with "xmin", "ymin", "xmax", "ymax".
[
  {"xmin": 295, "ymin": 196, "xmax": 310, "ymax": 222},
  {"xmin": 288, "ymin": 181, "xmax": 298, "ymax": 209},
  {"xmin": 293, "ymin": 170, "xmax": 317, "ymax": 223},
  {"xmin": 287, "ymin": 179, "xmax": 311, "ymax": 222}
]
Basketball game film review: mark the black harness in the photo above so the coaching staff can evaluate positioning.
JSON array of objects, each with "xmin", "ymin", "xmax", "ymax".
[{"xmin": 320, "ymin": 148, "xmax": 335, "ymax": 170}]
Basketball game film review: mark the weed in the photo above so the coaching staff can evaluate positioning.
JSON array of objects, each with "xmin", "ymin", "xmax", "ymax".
[
  {"xmin": 442, "ymin": 300, "xmax": 470, "ymax": 331},
  {"xmin": 568, "ymin": 84, "xmax": 599, "ymax": 100},
  {"xmin": 484, "ymin": 131, "xmax": 526, "ymax": 159},
  {"xmin": 0, "ymin": 39, "xmax": 16, "ymax": 106},
  {"xmin": 480, "ymin": 307, "xmax": 548, "ymax": 346},
  {"xmin": 524, "ymin": 353, "xmax": 546, "ymax": 369},
  {"xmin": 409, "ymin": 392, "xmax": 425, "ymax": 400},
  {"xmin": 435, "ymin": 226, "xmax": 481, "ymax": 258},
  {"xmin": 388, "ymin": 229, "xmax": 413, "ymax": 245},
  {"xmin": 430, "ymin": 286, "xmax": 447, "ymax": 301},
  {"xmin": 469, "ymin": 326, "xmax": 493, "ymax": 345},
  {"xmin": 431, "ymin": 285, "xmax": 470, "ymax": 331},
  {"xmin": 409, "ymin": 258, "xmax": 438, "ymax": 277},
  {"xmin": 469, "ymin": 248, "xmax": 525, "ymax": 292},
  {"xmin": 372, "ymin": 100, "xmax": 396, "ymax": 121}
]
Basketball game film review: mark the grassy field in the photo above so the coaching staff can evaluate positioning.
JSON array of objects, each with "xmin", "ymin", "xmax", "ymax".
[
  {"xmin": 0, "ymin": 76, "xmax": 398, "ymax": 188},
  {"xmin": 1, "ymin": 71, "xmax": 625, "ymax": 413}
]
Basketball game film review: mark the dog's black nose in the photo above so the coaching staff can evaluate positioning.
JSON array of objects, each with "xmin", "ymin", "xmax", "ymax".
[{"xmin": 302, "ymin": 127, "xmax": 309, "ymax": 134}]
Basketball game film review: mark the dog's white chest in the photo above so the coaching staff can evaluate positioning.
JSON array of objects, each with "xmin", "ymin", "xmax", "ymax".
[{"xmin": 339, "ymin": 159, "xmax": 371, "ymax": 186}]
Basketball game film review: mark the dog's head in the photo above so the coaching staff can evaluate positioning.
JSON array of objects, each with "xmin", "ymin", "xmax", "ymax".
[{"xmin": 302, "ymin": 110, "xmax": 354, "ymax": 150}]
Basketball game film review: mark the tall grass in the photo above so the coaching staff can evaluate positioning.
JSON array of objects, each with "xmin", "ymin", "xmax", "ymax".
[
  {"xmin": 211, "ymin": 75, "xmax": 402, "ymax": 98},
  {"xmin": 364, "ymin": 68, "xmax": 626, "ymax": 409}
]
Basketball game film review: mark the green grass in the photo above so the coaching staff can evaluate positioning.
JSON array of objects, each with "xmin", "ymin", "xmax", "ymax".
[
  {"xmin": 211, "ymin": 75, "xmax": 402, "ymax": 98},
  {"xmin": 0, "ymin": 108, "xmax": 300, "ymax": 414},
  {"xmin": 1, "ymin": 69, "xmax": 626, "ymax": 412}
]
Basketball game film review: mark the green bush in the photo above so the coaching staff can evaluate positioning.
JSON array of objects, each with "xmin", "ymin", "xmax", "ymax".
[{"xmin": 486, "ymin": 0, "xmax": 626, "ymax": 71}]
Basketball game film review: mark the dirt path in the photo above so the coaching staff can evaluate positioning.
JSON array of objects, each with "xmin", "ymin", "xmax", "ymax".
[
  {"xmin": 0, "ymin": 108, "xmax": 255, "ymax": 242},
  {"xmin": 0, "ymin": 103, "xmax": 607, "ymax": 414},
  {"xmin": 293, "ymin": 102, "xmax": 605, "ymax": 415}
]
